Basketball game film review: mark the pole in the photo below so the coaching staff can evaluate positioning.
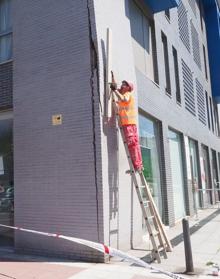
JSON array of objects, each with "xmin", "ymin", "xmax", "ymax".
[{"xmin": 182, "ymin": 218, "xmax": 194, "ymax": 274}]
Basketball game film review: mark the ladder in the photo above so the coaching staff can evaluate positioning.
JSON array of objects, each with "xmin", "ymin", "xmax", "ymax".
[{"xmin": 112, "ymin": 92, "xmax": 172, "ymax": 263}]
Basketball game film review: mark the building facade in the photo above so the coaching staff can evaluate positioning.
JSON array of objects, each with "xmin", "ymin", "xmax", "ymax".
[{"xmin": 0, "ymin": 0, "xmax": 219, "ymax": 262}]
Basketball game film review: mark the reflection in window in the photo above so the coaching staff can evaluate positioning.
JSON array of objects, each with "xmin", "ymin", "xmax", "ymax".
[
  {"xmin": 0, "ymin": 118, "xmax": 13, "ymax": 246},
  {"xmin": 172, "ymin": 46, "xmax": 181, "ymax": 103},
  {"xmin": 129, "ymin": 0, "xmax": 158, "ymax": 83},
  {"xmin": 168, "ymin": 129, "xmax": 186, "ymax": 220},
  {"xmin": 189, "ymin": 138, "xmax": 200, "ymax": 209},
  {"xmin": 0, "ymin": 0, "xmax": 12, "ymax": 63},
  {"xmin": 162, "ymin": 32, "xmax": 171, "ymax": 94},
  {"xmin": 139, "ymin": 114, "xmax": 163, "ymax": 218}
]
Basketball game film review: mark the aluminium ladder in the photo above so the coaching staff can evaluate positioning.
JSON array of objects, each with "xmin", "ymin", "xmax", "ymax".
[{"xmin": 112, "ymin": 91, "xmax": 172, "ymax": 263}]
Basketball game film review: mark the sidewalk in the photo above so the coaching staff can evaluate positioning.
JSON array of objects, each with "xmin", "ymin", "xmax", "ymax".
[
  {"xmin": 152, "ymin": 208, "xmax": 220, "ymax": 279},
  {"xmin": 0, "ymin": 208, "xmax": 219, "ymax": 279}
]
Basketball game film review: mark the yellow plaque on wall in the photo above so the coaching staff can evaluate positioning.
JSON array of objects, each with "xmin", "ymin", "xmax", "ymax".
[{"xmin": 52, "ymin": 114, "xmax": 62, "ymax": 125}]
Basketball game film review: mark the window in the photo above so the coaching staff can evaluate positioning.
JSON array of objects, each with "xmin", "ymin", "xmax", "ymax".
[
  {"xmin": 189, "ymin": 138, "xmax": 201, "ymax": 209},
  {"xmin": 139, "ymin": 114, "xmax": 163, "ymax": 219},
  {"xmin": 205, "ymin": 91, "xmax": 211, "ymax": 130},
  {"xmin": 209, "ymin": 97, "xmax": 214, "ymax": 133},
  {"xmin": 198, "ymin": 0, "xmax": 204, "ymax": 32},
  {"xmin": 203, "ymin": 45, "xmax": 208, "ymax": 80},
  {"xmin": 0, "ymin": 116, "xmax": 13, "ymax": 245},
  {"xmin": 218, "ymin": 153, "xmax": 220, "ymax": 178},
  {"xmin": 211, "ymin": 149, "xmax": 219, "ymax": 191},
  {"xmin": 165, "ymin": 10, "xmax": 170, "ymax": 20},
  {"xmin": 201, "ymin": 145, "xmax": 212, "ymax": 205},
  {"xmin": 0, "ymin": 0, "xmax": 12, "ymax": 63},
  {"xmin": 161, "ymin": 32, "xmax": 171, "ymax": 94},
  {"xmin": 130, "ymin": 1, "xmax": 158, "ymax": 83},
  {"xmin": 172, "ymin": 46, "xmax": 181, "ymax": 103},
  {"xmin": 213, "ymin": 103, "xmax": 220, "ymax": 136},
  {"xmin": 168, "ymin": 129, "xmax": 186, "ymax": 220}
]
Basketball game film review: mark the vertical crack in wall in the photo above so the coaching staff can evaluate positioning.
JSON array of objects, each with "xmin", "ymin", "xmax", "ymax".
[{"xmin": 87, "ymin": 0, "xmax": 101, "ymax": 243}]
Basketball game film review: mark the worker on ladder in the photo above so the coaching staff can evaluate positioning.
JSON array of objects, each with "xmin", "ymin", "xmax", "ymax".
[{"xmin": 110, "ymin": 77, "xmax": 143, "ymax": 173}]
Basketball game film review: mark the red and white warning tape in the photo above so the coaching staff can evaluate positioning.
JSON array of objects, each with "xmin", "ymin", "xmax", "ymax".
[{"xmin": 0, "ymin": 224, "xmax": 185, "ymax": 279}]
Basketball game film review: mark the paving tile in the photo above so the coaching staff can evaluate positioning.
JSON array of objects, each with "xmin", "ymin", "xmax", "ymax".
[
  {"xmin": 0, "ymin": 262, "xmax": 85, "ymax": 279},
  {"xmin": 131, "ymin": 276, "xmax": 161, "ymax": 279}
]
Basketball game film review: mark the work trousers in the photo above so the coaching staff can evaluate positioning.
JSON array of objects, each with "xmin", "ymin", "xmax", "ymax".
[{"xmin": 122, "ymin": 124, "xmax": 143, "ymax": 171}]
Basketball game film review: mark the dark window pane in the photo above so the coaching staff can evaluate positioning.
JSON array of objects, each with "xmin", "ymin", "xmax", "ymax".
[
  {"xmin": 165, "ymin": 10, "xmax": 170, "ymax": 20},
  {"xmin": 161, "ymin": 32, "xmax": 171, "ymax": 94},
  {"xmin": 0, "ymin": 33, "xmax": 12, "ymax": 62},
  {"xmin": 0, "ymin": 0, "xmax": 12, "ymax": 33},
  {"xmin": 205, "ymin": 92, "xmax": 210, "ymax": 130},
  {"xmin": 172, "ymin": 46, "xmax": 181, "ymax": 103}
]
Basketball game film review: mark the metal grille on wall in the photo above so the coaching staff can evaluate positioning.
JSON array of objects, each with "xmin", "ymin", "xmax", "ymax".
[
  {"xmin": 178, "ymin": 1, "xmax": 191, "ymax": 52},
  {"xmin": 196, "ymin": 78, "xmax": 206, "ymax": 125},
  {"xmin": 0, "ymin": 62, "xmax": 13, "ymax": 110},
  {"xmin": 191, "ymin": 21, "xmax": 201, "ymax": 70},
  {"xmin": 182, "ymin": 59, "xmax": 196, "ymax": 116}
]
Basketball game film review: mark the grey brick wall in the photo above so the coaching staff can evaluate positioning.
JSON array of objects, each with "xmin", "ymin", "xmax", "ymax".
[
  {"xmin": 0, "ymin": 61, "xmax": 13, "ymax": 110},
  {"xmin": 13, "ymin": 0, "xmax": 104, "ymax": 261}
]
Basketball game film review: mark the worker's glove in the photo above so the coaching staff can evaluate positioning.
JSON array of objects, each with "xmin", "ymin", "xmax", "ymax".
[{"xmin": 110, "ymin": 83, "xmax": 117, "ymax": 91}]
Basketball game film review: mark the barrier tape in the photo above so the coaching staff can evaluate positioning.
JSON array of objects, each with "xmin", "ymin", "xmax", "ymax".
[{"xmin": 0, "ymin": 224, "xmax": 185, "ymax": 279}]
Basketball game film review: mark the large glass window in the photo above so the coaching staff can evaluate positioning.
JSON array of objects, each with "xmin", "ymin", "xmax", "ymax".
[
  {"xmin": 211, "ymin": 149, "xmax": 219, "ymax": 202},
  {"xmin": 0, "ymin": 116, "xmax": 13, "ymax": 246},
  {"xmin": 0, "ymin": 0, "xmax": 12, "ymax": 63},
  {"xmin": 201, "ymin": 145, "xmax": 212, "ymax": 206},
  {"xmin": 139, "ymin": 114, "xmax": 163, "ymax": 218},
  {"xmin": 129, "ymin": 0, "xmax": 158, "ymax": 82},
  {"xmin": 189, "ymin": 138, "xmax": 200, "ymax": 210},
  {"xmin": 168, "ymin": 129, "xmax": 186, "ymax": 220}
]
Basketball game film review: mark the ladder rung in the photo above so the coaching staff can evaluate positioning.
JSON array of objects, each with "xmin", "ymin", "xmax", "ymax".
[
  {"xmin": 157, "ymin": 245, "xmax": 166, "ymax": 252},
  {"xmin": 150, "ymin": 231, "xmax": 159, "ymax": 237},
  {"xmin": 126, "ymin": 170, "xmax": 134, "ymax": 174},
  {"xmin": 145, "ymin": 215, "xmax": 154, "ymax": 220},
  {"xmin": 139, "ymin": 185, "xmax": 146, "ymax": 189},
  {"xmin": 141, "ymin": 200, "xmax": 150, "ymax": 207}
]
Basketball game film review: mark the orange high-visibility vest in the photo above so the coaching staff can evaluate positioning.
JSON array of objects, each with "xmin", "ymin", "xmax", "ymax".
[{"xmin": 118, "ymin": 92, "xmax": 137, "ymax": 126}]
